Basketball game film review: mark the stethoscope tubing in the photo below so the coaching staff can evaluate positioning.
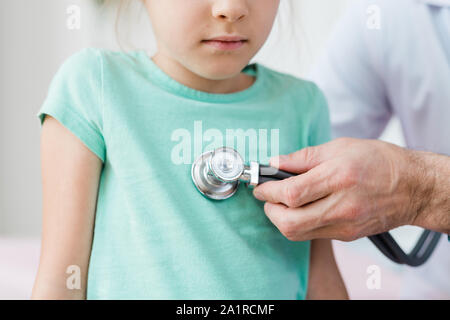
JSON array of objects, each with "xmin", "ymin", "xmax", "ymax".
[
  {"xmin": 259, "ymin": 164, "xmax": 296, "ymax": 181},
  {"xmin": 369, "ymin": 230, "xmax": 441, "ymax": 267}
]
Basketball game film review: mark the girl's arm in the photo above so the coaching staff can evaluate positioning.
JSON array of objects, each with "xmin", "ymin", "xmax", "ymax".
[
  {"xmin": 306, "ymin": 239, "xmax": 349, "ymax": 300},
  {"xmin": 32, "ymin": 115, "xmax": 103, "ymax": 299}
]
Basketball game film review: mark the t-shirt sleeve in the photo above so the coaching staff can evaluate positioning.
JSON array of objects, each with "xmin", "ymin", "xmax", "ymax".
[
  {"xmin": 36, "ymin": 48, "xmax": 106, "ymax": 163},
  {"xmin": 307, "ymin": 83, "xmax": 332, "ymax": 147}
]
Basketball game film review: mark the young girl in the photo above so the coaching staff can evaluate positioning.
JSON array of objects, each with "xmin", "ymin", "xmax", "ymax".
[{"xmin": 32, "ymin": 0, "xmax": 348, "ymax": 299}]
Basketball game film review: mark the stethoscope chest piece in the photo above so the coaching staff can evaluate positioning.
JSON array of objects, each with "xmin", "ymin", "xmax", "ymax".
[
  {"xmin": 191, "ymin": 148, "xmax": 242, "ymax": 200},
  {"xmin": 191, "ymin": 146, "xmax": 293, "ymax": 201}
]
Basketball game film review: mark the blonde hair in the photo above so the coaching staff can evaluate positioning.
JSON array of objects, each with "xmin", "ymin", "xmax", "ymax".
[{"xmin": 96, "ymin": 0, "xmax": 146, "ymax": 51}]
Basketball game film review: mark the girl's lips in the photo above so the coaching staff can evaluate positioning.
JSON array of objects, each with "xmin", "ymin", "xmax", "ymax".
[{"xmin": 202, "ymin": 40, "xmax": 247, "ymax": 51}]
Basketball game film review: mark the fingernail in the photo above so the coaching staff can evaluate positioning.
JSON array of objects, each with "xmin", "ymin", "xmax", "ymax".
[{"xmin": 253, "ymin": 189, "xmax": 263, "ymax": 200}]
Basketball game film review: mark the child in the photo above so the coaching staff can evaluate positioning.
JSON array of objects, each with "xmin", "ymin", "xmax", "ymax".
[{"xmin": 32, "ymin": 0, "xmax": 348, "ymax": 299}]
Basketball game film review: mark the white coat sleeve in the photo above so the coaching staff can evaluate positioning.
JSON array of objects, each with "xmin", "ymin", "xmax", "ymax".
[{"xmin": 309, "ymin": 0, "xmax": 392, "ymax": 139}]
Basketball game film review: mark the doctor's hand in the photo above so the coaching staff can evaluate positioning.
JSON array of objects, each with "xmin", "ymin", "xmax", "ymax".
[{"xmin": 252, "ymin": 138, "xmax": 450, "ymax": 242}]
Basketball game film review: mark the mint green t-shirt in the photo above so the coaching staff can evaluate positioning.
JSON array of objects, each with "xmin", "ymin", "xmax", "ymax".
[{"xmin": 37, "ymin": 48, "xmax": 331, "ymax": 300}]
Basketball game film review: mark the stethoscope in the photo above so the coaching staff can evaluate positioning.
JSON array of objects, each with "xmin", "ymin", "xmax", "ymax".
[
  {"xmin": 191, "ymin": 146, "xmax": 296, "ymax": 200},
  {"xmin": 191, "ymin": 146, "xmax": 441, "ymax": 267}
]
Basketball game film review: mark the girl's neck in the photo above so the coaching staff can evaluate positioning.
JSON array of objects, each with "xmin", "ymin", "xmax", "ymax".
[{"xmin": 151, "ymin": 52, "xmax": 255, "ymax": 94}]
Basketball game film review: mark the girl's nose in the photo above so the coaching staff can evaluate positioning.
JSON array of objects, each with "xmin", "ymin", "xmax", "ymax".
[{"xmin": 212, "ymin": 0, "xmax": 249, "ymax": 23}]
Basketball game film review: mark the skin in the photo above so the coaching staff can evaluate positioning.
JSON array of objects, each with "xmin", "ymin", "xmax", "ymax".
[
  {"xmin": 32, "ymin": 0, "xmax": 348, "ymax": 299},
  {"xmin": 253, "ymin": 138, "xmax": 450, "ymax": 242},
  {"xmin": 142, "ymin": 0, "xmax": 279, "ymax": 93},
  {"xmin": 307, "ymin": 239, "xmax": 348, "ymax": 300},
  {"xmin": 32, "ymin": 116, "xmax": 101, "ymax": 299}
]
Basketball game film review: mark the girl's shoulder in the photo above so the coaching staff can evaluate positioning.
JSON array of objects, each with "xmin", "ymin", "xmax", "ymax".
[
  {"xmin": 60, "ymin": 47, "xmax": 145, "ymax": 76},
  {"xmin": 52, "ymin": 48, "xmax": 103, "ymax": 84},
  {"xmin": 258, "ymin": 63, "xmax": 325, "ymax": 97},
  {"xmin": 257, "ymin": 64, "xmax": 332, "ymax": 146},
  {"xmin": 256, "ymin": 63, "xmax": 328, "ymax": 110}
]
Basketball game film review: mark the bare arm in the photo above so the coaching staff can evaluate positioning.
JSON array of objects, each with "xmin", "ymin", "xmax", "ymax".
[
  {"xmin": 32, "ymin": 115, "xmax": 103, "ymax": 299},
  {"xmin": 411, "ymin": 150, "xmax": 450, "ymax": 234},
  {"xmin": 306, "ymin": 239, "xmax": 348, "ymax": 300}
]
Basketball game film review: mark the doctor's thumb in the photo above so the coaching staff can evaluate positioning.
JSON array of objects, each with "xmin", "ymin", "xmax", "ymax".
[{"xmin": 269, "ymin": 145, "xmax": 324, "ymax": 174}]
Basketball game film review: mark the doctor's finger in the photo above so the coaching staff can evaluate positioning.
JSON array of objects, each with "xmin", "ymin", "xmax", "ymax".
[
  {"xmin": 253, "ymin": 165, "xmax": 333, "ymax": 207},
  {"xmin": 301, "ymin": 222, "xmax": 365, "ymax": 242},
  {"xmin": 269, "ymin": 144, "xmax": 326, "ymax": 174},
  {"xmin": 263, "ymin": 199, "xmax": 333, "ymax": 241}
]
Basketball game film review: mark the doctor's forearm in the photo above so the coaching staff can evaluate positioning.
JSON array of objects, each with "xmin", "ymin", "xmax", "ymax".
[{"xmin": 410, "ymin": 150, "xmax": 450, "ymax": 234}]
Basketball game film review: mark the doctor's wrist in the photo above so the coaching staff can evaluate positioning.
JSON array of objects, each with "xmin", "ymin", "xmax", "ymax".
[
  {"xmin": 408, "ymin": 150, "xmax": 450, "ymax": 233},
  {"xmin": 405, "ymin": 150, "xmax": 435, "ymax": 227}
]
